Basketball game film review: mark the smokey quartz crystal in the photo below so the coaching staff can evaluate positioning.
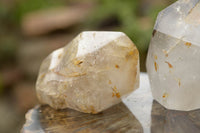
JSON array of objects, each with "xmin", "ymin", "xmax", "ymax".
[{"xmin": 147, "ymin": 0, "xmax": 200, "ymax": 111}]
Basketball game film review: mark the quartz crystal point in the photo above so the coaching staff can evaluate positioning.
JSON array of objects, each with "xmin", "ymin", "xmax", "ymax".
[
  {"xmin": 36, "ymin": 31, "xmax": 139, "ymax": 114},
  {"xmin": 147, "ymin": 0, "xmax": 200, "ymax": 111}
]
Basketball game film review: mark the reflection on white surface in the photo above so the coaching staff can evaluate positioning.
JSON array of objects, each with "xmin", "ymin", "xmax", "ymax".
[{"xmin": 122, "ymin": 73, "xmax": 153, "ymax": 133}]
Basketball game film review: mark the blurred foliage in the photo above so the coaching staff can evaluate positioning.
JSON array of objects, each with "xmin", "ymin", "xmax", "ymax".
[
  {"xmin": 0, "ymin": 0, "xmax": 65, "ymax": 65},
  {"xmin": 0, "ymin": 74, "xmax": 3, "ymax": 94},
  {"xmin": 0, "ymin": 0, "xmax": 176, "ymax": 54},
  {"xmin": 0, "ymin": 36, "xmax": 18, "ymax": 63},
  {"xmin": 0, "ymin": 3, "xmax": 7, "ymax": 20},
  {"xmin": 0, "ymin": 0, "xmax": 65, "ymax": 24},
  {"xmin": 12, "ymin": 0, "xmax": 65, "ymax": 23}
]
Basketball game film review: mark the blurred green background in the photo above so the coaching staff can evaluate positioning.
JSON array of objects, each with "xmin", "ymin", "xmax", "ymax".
[{"xmin": 0, "ymin": 0, "xmax": 175, "ymax": 132}]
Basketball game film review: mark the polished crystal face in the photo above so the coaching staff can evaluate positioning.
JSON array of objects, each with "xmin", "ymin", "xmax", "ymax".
[
  {"xmin": 147, "ymin": 0, "xmax": 200, "ymax": 111},
  {"xmin": 36, "ymin": 31, "xmax": 139, "ymax": 113}
]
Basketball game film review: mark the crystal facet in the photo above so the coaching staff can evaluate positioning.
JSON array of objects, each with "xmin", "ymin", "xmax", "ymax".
[
  {"xmin": 147, "ymin": 0, "xmax": 200, "ymax": 111},
  {"xmin": 36, "ymin": 31, "xmax": 139, "ymax": 113}
]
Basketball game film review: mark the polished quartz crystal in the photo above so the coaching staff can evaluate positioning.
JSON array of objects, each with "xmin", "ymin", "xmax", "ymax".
[
  {"xmin": 36, "ymin": 31, "xmax": 139, "ymax": 113},
  {"xmin": 147, "ymin": 0, "xmax": 200, "ymax": 111}
]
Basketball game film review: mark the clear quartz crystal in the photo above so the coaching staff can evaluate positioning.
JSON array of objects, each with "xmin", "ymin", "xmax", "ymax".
[
  {"xmin": 36, "ymin": 31, "xmax": 139, "ymax": 114},
  {"xmin": 147, "ymin": 0, "xmax": 200, "ymax": 111}
]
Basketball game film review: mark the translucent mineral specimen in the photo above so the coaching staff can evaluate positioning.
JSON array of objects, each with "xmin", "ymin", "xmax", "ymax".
[
  {"xmin": 147, "ymin": 0, "xmax": 200, "ymax": 111},
  {"xmin": 36, "ymin": 31, "xmax": 139, "ymax": 113}
]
